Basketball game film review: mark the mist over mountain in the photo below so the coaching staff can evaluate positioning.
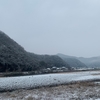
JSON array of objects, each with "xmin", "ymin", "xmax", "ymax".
[
  {"xmin": 78, "ymin": 56, "xmax": 100, "ymax": 68},
  {"xmin": 57, "ymin": 53, "xmax": 87, "ymax": 68},
  {"xmin": 0, "ymin": 31, "xmax": 70, "ymax": 72},
  {"xmin": 0, "ymin": 30, "xmax": 100, "ymax": 72},
  {"xmin": 58, "ymin": 53, "xmax": 100, "ymax": 69}
]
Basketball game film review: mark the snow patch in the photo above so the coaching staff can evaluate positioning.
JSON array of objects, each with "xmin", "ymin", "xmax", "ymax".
[{"xmin": 0, "ymin": 71, "xmax": 100, "ymax": 91}]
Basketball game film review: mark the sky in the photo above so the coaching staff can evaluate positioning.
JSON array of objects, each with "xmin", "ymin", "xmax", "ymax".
[{"xmin": 0, "ymin": 0, "xmax": 100, "ymax": 57}]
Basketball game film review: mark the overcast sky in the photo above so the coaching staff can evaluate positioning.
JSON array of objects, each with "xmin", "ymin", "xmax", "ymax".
[{"xmin": 0, "ymin": 0, "xmax": 100, "ymax": 57}]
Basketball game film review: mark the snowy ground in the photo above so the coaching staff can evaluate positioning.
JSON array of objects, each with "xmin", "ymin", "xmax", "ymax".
[
  {"xmin": 0, "ymin": 71, "xmax": 100, "ymax": 91},
  {"xmin": 0, "ymin": 81, "xmax": 100, "ymax": 100},
  {"xmin": 0, "ymin": 71, "xmax": 100, "ymax": 100}
]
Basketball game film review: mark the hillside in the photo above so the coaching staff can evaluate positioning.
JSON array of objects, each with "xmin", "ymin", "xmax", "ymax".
[
  {"xmin": 0, "ymin": 31, "xmax": 40, "ymax": 72},
  {"xmin": 28, "ymin": 53, "xmax": 70, "ymax": 69},
  {"xmin": 0, "ymin": 31, "xmax": 70, "ymax": 72},
  {"xmin": 57, "ymin": 53, "xmax": 87, "ymax": 68},
  {"xmin": 58, "ymin": 53, "xmax": 100, "ymax": 69},
  {"xmin": 78, "ymin": 56, "xmax": 100, "ymax": 68}
]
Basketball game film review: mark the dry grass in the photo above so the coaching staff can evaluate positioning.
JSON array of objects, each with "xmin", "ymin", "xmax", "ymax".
[{"xmin": 0, "ymin": 81, "xmax": 100, "ymax": 100}]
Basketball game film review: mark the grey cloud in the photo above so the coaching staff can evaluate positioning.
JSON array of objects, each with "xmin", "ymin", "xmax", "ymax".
[{"xmin": 0, "ymin": 0, "xmax": 100, "ymax": 57}]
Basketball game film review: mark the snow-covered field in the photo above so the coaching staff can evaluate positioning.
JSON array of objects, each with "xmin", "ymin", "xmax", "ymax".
[
  {"xmin": 0, "ymin": 71, "xmax": 100, "ymax": 99},
  {"xmin": 0, "ymin": 71, "xmax": 100, "ymax": 92},
  {"xmin": 0, "ymin": 80, "xmax": 100, "ymax": 100}
]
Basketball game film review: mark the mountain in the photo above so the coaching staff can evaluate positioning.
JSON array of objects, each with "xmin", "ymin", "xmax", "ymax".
[
  {"xmin": 78, "ymin": 56, "xmax": 100, "ymax": 68},
  {"xmin": 58, "ymin": 53, "xmax": 100, "ymax": 69},
  {"xmin": 0, "ymin": 31, "xmax": 70, "ymax": 72},
  {"xmin": 0, "ymin": 31, "xmax": 40, "ymax": 72},
  {"xmin": 57, "ymin": 53, "xmax": 87, "ymax": 68},
  {"xmin": 28, "ymin": 53, "xmax": 71, "ymax": 69}
]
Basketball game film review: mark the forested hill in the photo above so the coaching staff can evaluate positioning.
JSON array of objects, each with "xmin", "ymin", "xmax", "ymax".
[
  {"xmin": 28, "ymin": 53, "xmax": 70, "ymax": 69},
  {"xmin": 57, "ymin": 53, "xmax": 87, "ymax": 68},
  {"xmin": 0, "ymin": 31, "xmax": 39, "ymax": 72},
  {"xmin": 78, "ymin": 56, "xmax": 100, "ymax": 68},
  {"xmin": 58, "ymin": 53, "xmax": 100, "ymax": 69},
  {"xmin": 0, "ymin": 31, "xmax": 70, "ymax": 72}
]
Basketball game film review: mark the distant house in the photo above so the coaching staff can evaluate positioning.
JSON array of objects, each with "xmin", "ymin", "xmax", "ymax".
[{"xmin": 51, "ymin": 66, "xmax": 57, "ymax": 70}]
